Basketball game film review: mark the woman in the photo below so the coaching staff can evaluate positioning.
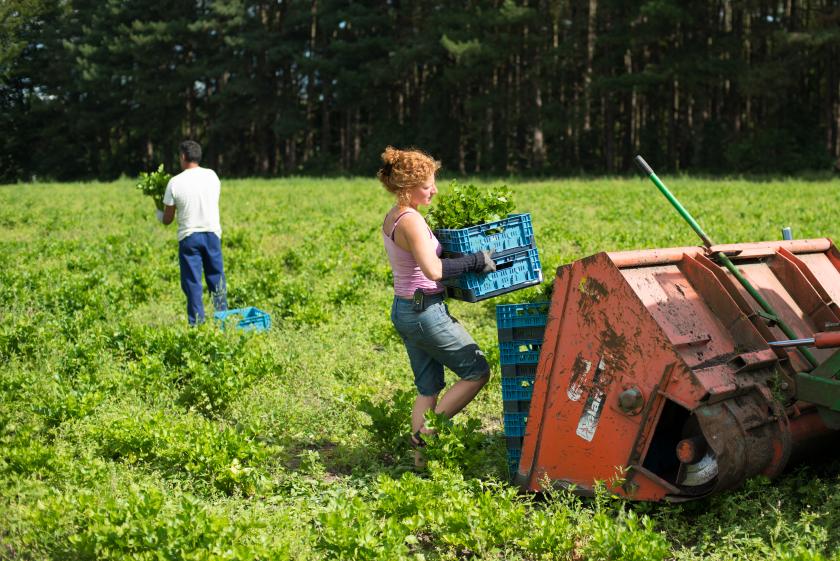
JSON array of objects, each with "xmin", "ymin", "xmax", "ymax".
[{"xmin": 378, "ymin": 146, "xmax": 494, "ymax": 463}]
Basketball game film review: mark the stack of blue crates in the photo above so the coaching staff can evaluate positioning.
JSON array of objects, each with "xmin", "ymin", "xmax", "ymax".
[
  {"xmin": 436, "ymin": 214, "xmax": 542, "ymax": 302},
  {"xmin": 495, "ymin": 302, "xmax": 549, "ymax": 477}
]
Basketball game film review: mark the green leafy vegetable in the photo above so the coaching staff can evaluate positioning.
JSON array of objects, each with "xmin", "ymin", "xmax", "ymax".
[
  {"xmin": 135, "ymin": 164, "xmax": 171, "ymax": 211},
  {"xmin": 426, "ymin": 180, "xmax": 515, "ymax": 230}
]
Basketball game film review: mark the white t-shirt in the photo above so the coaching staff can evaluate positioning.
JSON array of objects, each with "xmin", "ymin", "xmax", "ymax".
[{"xmin": 162, "ymin": 167, "xmax": 222, "ymax": 242}]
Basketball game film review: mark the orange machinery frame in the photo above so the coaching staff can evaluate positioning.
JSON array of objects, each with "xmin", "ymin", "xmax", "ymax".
[{"xmin": 515, "ymin": 239, "xmax": 840, "ymax": 501}]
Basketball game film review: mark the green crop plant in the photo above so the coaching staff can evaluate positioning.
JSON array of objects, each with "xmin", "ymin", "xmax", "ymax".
[
  {"xmin": 22, "ymin": 484, "xmax": 288, "ymax": 560},
  {"xmin": 426, "ymin": 180, "xmax": 515, "ymax": 230},
  {"xmin": 583, "ymin": 507, "xmax": 670, "ymax": 561},
  {"xmin": 135, "ymin": 163, "xmax": 171, "ymax": 211},
  {"xmin": 89, "ymin": 406, "xmax": 276, "ymax": 496},
  {"xmin": 357, "ymin": 389, "xmax": 414, "ymax": 458},
  {"xmin": 421, "ymin": 410, "xmax": 504, "ymax": 479}
]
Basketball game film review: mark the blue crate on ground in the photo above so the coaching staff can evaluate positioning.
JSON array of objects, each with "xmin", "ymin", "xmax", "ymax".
[
  {"xmin": 496, "ymin": 302, "xmax": 549, "ymax": 342},
  {"xmin": 507, "ymin": 446, "xmax": 522, "ymax": 476},
  {"xmin": 499, "ymin": 339, "xmax": 542, "ymax": 365},
  {"xmin": 443, "ymin": 248, "xmax": 542, "ymax": 303},
  {"xmin": 501, "ymin": 376, "xmax": 535, "ymax": 401},
  {"xmin": 214, "ymin": 307, "xmax": 271, "ymax": 332},
  {"xmin": 503, "ymin": 411, "xmax": 528, "ymax": 437},
  {"xmin": 436, "ymin": 213, "xmax": 535, "ymax": 258}
]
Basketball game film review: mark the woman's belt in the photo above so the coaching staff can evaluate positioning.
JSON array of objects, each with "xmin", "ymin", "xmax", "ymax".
[{"xmin": 397, "ymin": 289, "xmax": 446, "ymax": 311}]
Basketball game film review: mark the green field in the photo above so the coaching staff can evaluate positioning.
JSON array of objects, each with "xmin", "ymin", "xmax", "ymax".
[{"xmin": 2, "ymin": 176, "xmax": 840, "ymax": 560}]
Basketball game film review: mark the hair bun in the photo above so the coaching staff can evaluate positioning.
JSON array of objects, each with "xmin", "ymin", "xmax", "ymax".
[{"xmin": 381, "ymin": 146, "xmax": 399, "ymax": 165}]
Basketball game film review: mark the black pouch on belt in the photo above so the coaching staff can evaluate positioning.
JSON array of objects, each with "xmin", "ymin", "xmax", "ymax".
[{"xmin": 412, "ymin": 289, "xmax": 425, "ymax": 312}]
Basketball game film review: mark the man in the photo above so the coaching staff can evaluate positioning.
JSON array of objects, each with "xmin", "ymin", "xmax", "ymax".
[{"xmin": 158, "ymin": 140, "xmax": 228, "ymax": 325}]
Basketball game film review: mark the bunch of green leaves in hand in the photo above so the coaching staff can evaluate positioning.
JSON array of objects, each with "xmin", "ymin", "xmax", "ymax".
[
  {"xmin": 136, "ymin": 164, "xmax": 171, "ymax": 210},
  {"xmin": 426, "ymin": 180, "xmax": 515, "ymax": 230}
]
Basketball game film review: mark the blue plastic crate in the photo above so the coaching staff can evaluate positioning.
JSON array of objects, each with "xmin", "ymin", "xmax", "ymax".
[
  {"xmin": 496, "ymin": 302, "xmax": 550, "ymax": 329},
  {"xmin": 496, "ymin": 302, "xmax": 549, "ymax": 342},
  {"xmin": 436, "ymin": 213, "xmax": 535, "ymax": 257},
  {"xmin": 503, "ymin": 399, "xmax": 531, "ymax": 413},
  {"xmin": 498, "ymin": 324, "xmax": 546, "ymax": 343},
  {"xmin": 507, "ymin": 447, "xmax": 522, "ymax": 475},
  {"xmin": 443, "ymin": 248, "xmax": 542, "ymax": 303},
  {"xmin": 501, "ymin": 376, "xmax": 535, "ymax": 401},
  {"xmin": 499, "ymin": 339, "xmax": 542, "ymax": 365},
  {"xmin": 503, "ymin": 412, "xmax": 528, "ymax": 437},
  {"xmin": 496, "ymin": 302, "xmax": 549, "ymax": 330},
  {"xmin": 501, "ymin": 363, "xmax": 538, "ymax": 378},
  {"xmin": 214, "ymin": 307, "xmax": 271, "ymax": 332}
]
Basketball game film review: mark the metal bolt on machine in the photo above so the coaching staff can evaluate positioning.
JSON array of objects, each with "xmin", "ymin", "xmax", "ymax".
[{"xmin": 514, "ymin": 156, "xmax": 840, "ymax": 501}]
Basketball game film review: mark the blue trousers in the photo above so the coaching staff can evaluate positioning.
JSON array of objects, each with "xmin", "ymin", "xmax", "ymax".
[{"xmin": 178, "ymin": 232, "xmax": 228, "ymax": 325}]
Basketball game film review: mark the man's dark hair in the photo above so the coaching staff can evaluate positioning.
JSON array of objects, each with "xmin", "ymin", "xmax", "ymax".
[{"xmin": 180, "ymin": 140, "xmax": 202, "ymax": 163}]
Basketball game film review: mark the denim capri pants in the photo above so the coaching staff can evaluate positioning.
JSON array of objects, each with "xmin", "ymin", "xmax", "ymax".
[{"xmin": 391, "ymin": 296, "xmax": 490, "ymax": 396}]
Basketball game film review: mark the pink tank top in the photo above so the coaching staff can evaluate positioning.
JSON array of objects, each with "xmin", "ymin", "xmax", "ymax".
[{"xmin": 382, "ymin": 210, "xmax": 444, "ymax": 298}]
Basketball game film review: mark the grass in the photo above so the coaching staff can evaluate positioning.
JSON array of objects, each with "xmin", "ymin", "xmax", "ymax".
[{"xmin": 1, "ymin": 175, "xmax": 840, "ymax": 559}]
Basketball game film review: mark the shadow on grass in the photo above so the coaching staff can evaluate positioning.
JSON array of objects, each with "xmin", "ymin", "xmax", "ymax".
[{"xmin": 278, "ymin": 428, "xmax": 512, "ymax": 483}]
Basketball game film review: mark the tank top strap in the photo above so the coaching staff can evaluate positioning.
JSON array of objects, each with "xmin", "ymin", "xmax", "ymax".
[{"xmin": 388, "ymin": 209, "xmax": 420, "ymax": 240}]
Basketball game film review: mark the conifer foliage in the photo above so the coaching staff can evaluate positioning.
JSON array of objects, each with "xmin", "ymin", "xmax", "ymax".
[{"xmin": 2, "ymin": 0, "xmax": 839, "ymax": 181}]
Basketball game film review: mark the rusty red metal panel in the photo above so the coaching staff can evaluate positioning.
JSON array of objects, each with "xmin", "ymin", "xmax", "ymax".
[
  {"xmin": 518, "ymin": 252, "xmax": 688, "ymax": 500},
  {"xmin": 768, "ymin": 249, "xmax": 839, "ymax": 333},
  {"xmin": 678, "ymin": 254, "xmax": 767, "ymax": 352},
  {"xmin": 777, "ymin": 247, "xmax": 837, "ymax": 307}
]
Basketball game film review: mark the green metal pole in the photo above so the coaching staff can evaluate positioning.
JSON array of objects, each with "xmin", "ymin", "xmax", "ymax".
[
  {"xmin": 633, "ymin": 155, "xmax": 818, "ymax": 369},
  {"xmin": 633, "ymin": 156, "xmax": 714, "ymax": 248}
]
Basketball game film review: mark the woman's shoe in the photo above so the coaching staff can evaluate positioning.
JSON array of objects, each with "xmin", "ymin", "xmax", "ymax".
[{"xmin": 409, "ymin": 430, "xmax": 426, "ymax": 448}]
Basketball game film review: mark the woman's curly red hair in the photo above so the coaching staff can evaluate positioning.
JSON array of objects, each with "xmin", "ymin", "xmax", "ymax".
[{"xmin": 377, "ymin": 146, "xmax": 441, "ymax": 205}]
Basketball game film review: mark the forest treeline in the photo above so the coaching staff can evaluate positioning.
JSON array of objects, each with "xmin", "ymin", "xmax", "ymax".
[{"xmin": 2, "ymin": 0, "xmax": 839, "ymax": 182}]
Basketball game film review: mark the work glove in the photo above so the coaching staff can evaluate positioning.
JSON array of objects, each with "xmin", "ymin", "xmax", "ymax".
[
  {"xmin": 478, "ymin": 250, "xmax": 497, "ymax": 273},
  {"xmin": 442, "ymin": 251, "xmax": 496, "ymax": 280},
  {"xmin": 155, "ymin": 209, "xmax": 164, "ymax": 223}
]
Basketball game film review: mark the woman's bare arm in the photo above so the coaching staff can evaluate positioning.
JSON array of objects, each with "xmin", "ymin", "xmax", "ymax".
[{"xmin": 396, "ymin": 212, "xmax": 443, "ymax": 281}]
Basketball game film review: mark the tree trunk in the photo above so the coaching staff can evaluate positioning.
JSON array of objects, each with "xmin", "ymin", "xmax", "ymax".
[
  {"xmin": 604, "ymin": 94, "xmax": 614, "ymax": 172},
  {"xmin": 353, "ymin": 107, "xmax": 361, "ymax": 166},
  {"xmin": 321, "ymin": 81, "xmax": 331, "ymax": 158},
  {"xmin": 584, "ymin": 0, "xmax": 598, "ymax": 132},
  {"xmin": 833, "ymin": 45, "xmax": 840, "ymax": 170},
  {"xmin": 146, "ymin": 139, "xmax": 154, "ymax": 169},
  {"xmin": 533, "ymin": 86, "xmax": 546, "ymax": 169},
  {"xmin": 623, "ymin": 47, "xmax": 635, "ymax": 170},
  {"xmin": 669, "ymin": 77, "xmax": 679, "ymax": 170},
  {"xmin": 304, "ymin": 0, "xmax": 319, "ymax": 164}
]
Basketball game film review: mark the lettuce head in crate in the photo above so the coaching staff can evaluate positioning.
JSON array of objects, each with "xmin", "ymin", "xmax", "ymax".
[
  {"xmin": 426, "ymin": 180, "xmax": 515, "ymax": 231},
  {"xmin": 136, "ymin": 164, "xmax": 171, "ymax": 211}
]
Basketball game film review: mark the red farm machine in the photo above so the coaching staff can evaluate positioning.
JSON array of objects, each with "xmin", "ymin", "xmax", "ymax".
[{"xmin": 513, "ymin": 156, "xmax": 840, "ymax": 501}]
